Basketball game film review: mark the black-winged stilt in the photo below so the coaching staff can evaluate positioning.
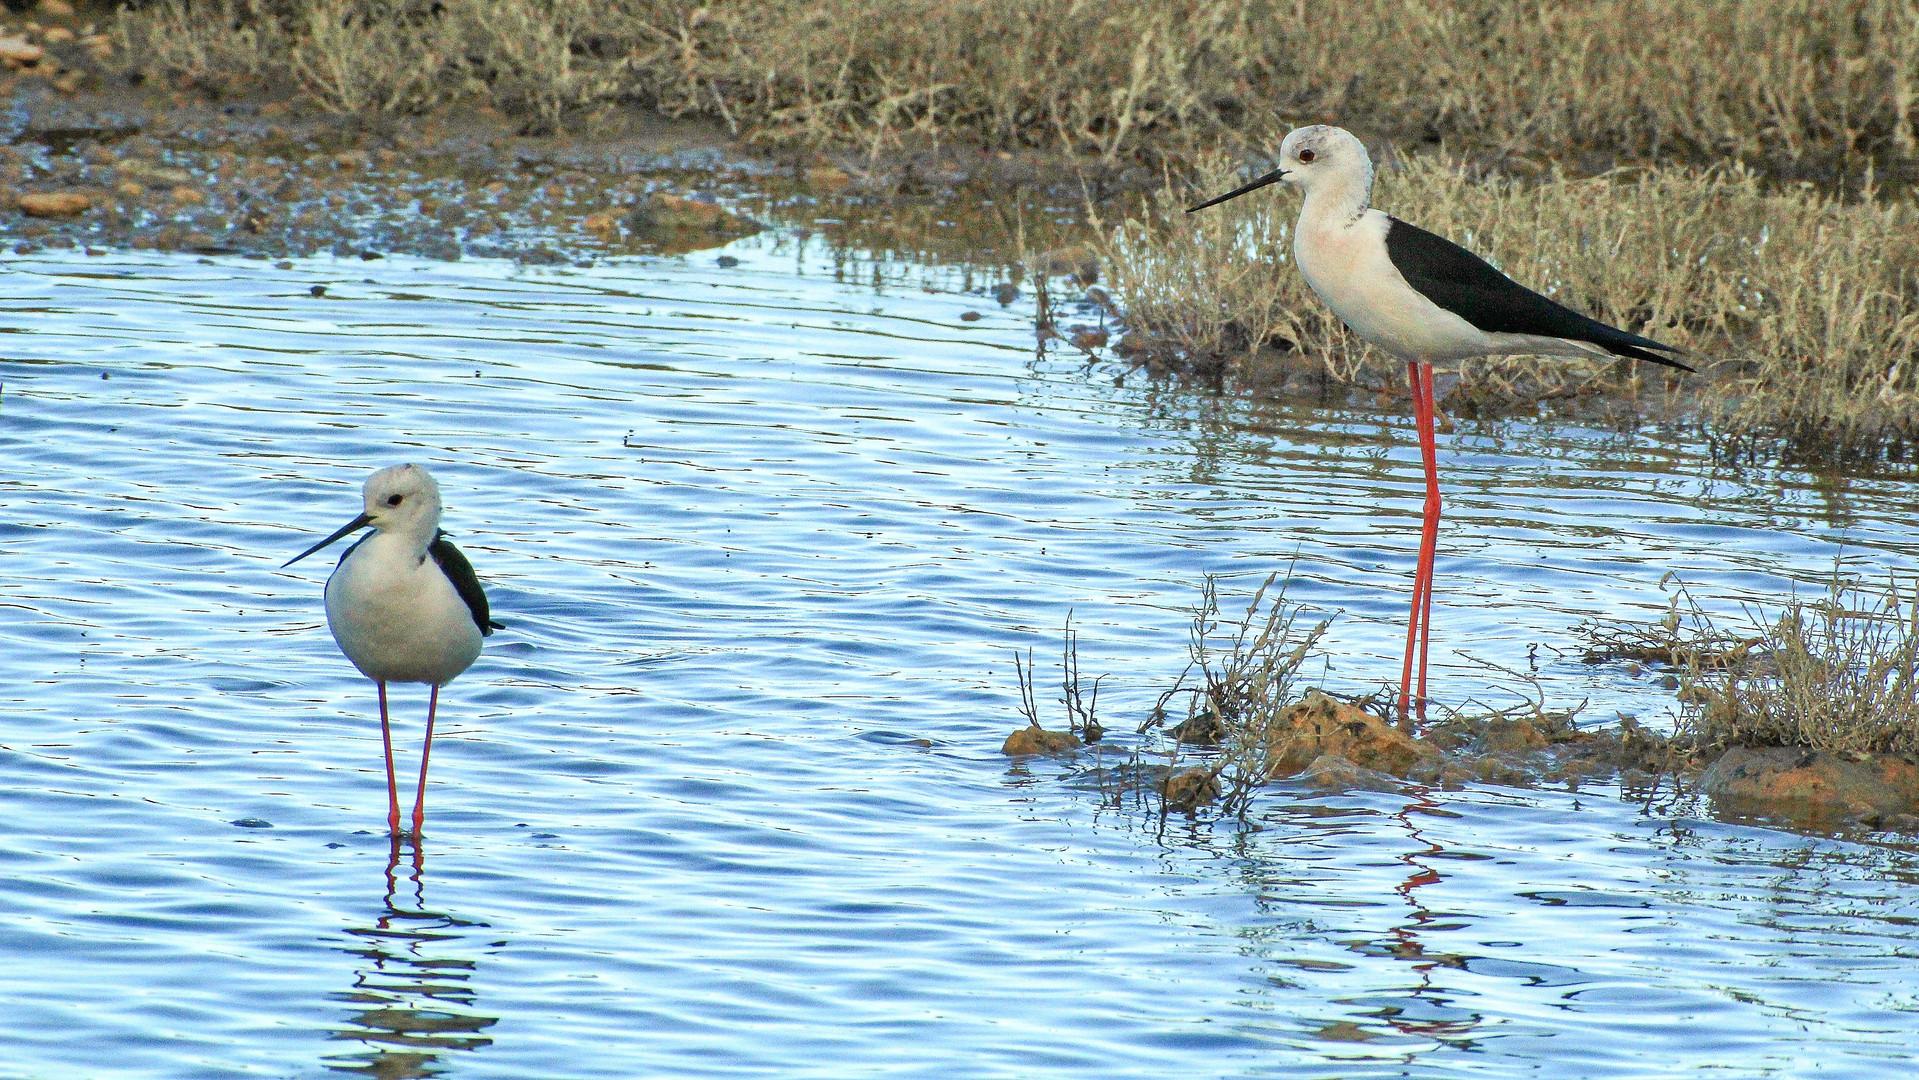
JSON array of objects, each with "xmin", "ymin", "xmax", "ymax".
[
  {"xmin": 1189, "ymin": 125, "xmax": 1692, "ymax": 725},
  {"xmin": 283, "ymin": 463, "xmax": 502, "ymax": 835}
]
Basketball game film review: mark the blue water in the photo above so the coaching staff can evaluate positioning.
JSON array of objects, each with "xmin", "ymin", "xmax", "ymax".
[{"xmin": 3, "ymin": 234, "xmax": 1917, "ymax": 1078}]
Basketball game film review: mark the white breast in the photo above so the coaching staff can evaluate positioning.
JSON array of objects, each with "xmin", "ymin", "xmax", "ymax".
[
  {"xmin": 1294, "ymin": 208, "xmax": 1499, "ymax": 363},
  {"xmin": 324, "ymin": 533, "xmax": 482, "ymax": 686}
]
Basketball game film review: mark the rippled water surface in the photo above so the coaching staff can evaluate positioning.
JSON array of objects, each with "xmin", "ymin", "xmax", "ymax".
[{"xmin": 5, "ymin": 233, "xmax": 1919, "ymax": 1079}]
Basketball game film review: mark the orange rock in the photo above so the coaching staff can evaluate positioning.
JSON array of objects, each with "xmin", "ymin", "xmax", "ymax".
[
  {"xmin": 1001, "ymin": 724, "xmax": 1082, "ymax": 756},
  {"xmin": 41, "ymin": 27, "xmax": 74, "ymax": 44},
  {"xmin": 17, "ymin": 190, "xmax": 91, "ymax": 216},
  {"xmin": 1470, "ymin": 717, "xmax": 1551, "ymax": 754},
  {"xmin": 580, "ymin": 211, "xmax": 621, "ymax": 235},
  {"xmin": 115, "ymin": 181, "xmax": 143, "ymax": 198},
  {"xmin": 631, "ymin": 193, "xmax": 758, "ymax": 234},
  {"xmin": 1700, "ymin": 746, "xmax": 1919, "ymax": 820},
  {"xmin": 804, "ymin": 165, "xmax": 851, "ymax": 190},
  {"xmin": 169, "ymin": 185, "xmax": 204, "ymax": 205},
  {"xmin": 1260, "ymin": 690, "xmax": 1438, "ymax": 779},
  {"xmin": 1034, "ymin": 244, "xmax": 1099, "ymax": 283},
  {"xmin": 37, "ymin": 0, "xmax": 77, "ymax": 17}
]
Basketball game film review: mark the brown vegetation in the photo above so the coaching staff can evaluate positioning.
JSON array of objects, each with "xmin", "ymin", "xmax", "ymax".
[
  {"xmin": 115, "ymin": 1, "xmax": 1919, "ymax": 175},
  {"xmin": 1672, "ymin": 574, "xmax": 1919, "ymax": 758}
]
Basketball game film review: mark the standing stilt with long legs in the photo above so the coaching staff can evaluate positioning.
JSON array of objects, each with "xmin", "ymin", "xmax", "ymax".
[
  {"xmin": 1184, "ymin": 126, "xmax": 1692, "ymax": 732},
  {"xmin": 283, "ymin": 464, "xmax": 500, "ymax": 838}
]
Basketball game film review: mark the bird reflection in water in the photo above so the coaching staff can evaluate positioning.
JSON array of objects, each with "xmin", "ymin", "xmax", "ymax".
[
  {"xmin": 325, "ymin": 841, "xmax": 499, "ymax": 1078},
  {"xmin": 1346, "ymin": 793, "xmax": 1487, "ymax": 1049}
]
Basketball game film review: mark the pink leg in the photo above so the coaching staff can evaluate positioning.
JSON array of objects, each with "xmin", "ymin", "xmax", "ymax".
[
  {"xmin": 1414, "ymin": 362, "xmax": 1442, "ymax": 721},
  {"xmin": 411, "ymin": 684, "xmax": 439, "ymax": 839},
  {"xmin": 1399, "ymin": 362, "xmax": 1442, "ymax": 728},
  {"xmin": 378, "ymin": 682, "xmax": 401, "ymax": 835}
]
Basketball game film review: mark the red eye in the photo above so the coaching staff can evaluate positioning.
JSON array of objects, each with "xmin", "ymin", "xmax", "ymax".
[{"xmin": 1298, "ymin": 149, "xmax": 1316, "ymax": 163}]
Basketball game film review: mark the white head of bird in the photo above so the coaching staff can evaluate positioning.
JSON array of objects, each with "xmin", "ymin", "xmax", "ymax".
[
  {"xmin": 283, "ymin": 462, "xmax": 491, "ymax": 688},
  {"xmin": 1186, "ymin": 124, "xmax": 1374, "ymax": 218}
]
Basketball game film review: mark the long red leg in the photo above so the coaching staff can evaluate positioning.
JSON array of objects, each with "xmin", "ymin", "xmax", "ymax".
[
  {"xmin": 378, "ymin": 681, "xmax": 401, "ymax": 835},
  {"xmin": 1400, "ymin": 364, "xmax": 1426, "ymax": 725},
  {"xmin": 411, "ymin": 684, "xmax": 439, "ymax": 838},
  {"xmin": 1399, "ymin": 362, "xmax": 1442, "ymax": 728},
  {"xmin": 1415, "ymin": 362, "xmax": 1442, "ymax": 721}
]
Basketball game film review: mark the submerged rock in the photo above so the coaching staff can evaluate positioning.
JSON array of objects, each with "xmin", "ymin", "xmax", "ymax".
[
  {"xmin": 1162, "ymin": 768, "xmax": 1220, "ymax": 810},
  {"xmin": 1699, "ymin": 746, "xmax": 1919, "ymax": 824},
  {"xmin": 1297, "ymin": 752, "xmax": 1404, "ymax": 792},
  {"xmin": 628, "ymin": 193, "xmax": 760, "ymax": 236},
  {"xmin": 1001, "ymin": 723, "xmax": 1082, "ymax": 756},
  {"xmin": 1168, "ymin": 709, "xmax": 1224, "ymax": 745}
]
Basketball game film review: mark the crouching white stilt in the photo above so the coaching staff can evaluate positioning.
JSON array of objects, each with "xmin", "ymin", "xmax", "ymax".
[
  {"xmin": 1189, "ymin": 126, "xmax": 1693, "ymax": 726},
  {"xmin": 283, "ymin": 463, "xmax": 502, "ymax": 836}
]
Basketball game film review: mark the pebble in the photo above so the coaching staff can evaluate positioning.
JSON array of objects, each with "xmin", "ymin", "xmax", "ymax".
[{"xmin": 17, "ymin": 190, "xmax": 90, "ymax": 216}]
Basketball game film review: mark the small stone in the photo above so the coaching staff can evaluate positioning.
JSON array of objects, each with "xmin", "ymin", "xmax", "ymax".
[
  {"xmin": 16, "ymin": 190, "xmax": 90, "ymax": 216},
  {"xmin": 309, "ymin": 285, "xmax": 326, "ymax": 297},
  {"xmin": 580, "ymin": 211, "xmax": 620, "ymax": 235},
  {"xmin": 1070, "ymin": 328, "xmax": 1108, "ymax": 351},
  {"xmin": 803, "ymin": 165, "xmax": 851, "ymax": 190},
  {"xmin": 116, "ymin": 181, "xmax": 143, "ymax": 198},
  {"xmin": 716, "ymin": 255, "xmax": 739, "ymax": 267},
  {"xmin": 38, "ymin": 0, "xmax": 77, "ymax": 17},
  {"xmin": 1162, "ymin": 768, "xmax": 1220, "ymax": 811},
  {"xmin": 1001, "ymin": 724, "xmax": 1082, "ymax": 756},
  {"xmin": 41, "ymin": 27, "xmax": 74, "ymax": 44},
  {"xmin": 0, "ymin": 36, "xmax": 45, "ymax": 68},
  {"xmin": 959, "ymin": 311, "xmax": 983, "ymax": 322},
  {"xmin": 169, "ymin": 185, "xmax": 205, "ymax": 205},
  {"xmin": 1034, "ymin": 244, "xmax": 1099, "ymax": 283},
  {"xmin": 1659, "ymin": 674, "xmax": 1680, "ymax": 689},
  {"xmin": 1469, "ymin": 718, "xmax": 1549, "ymax": 754},
  {"xmin": 230, "ymin": 818, "xmax": 272, "ymax": 829},
  {"xmin": 993, "ymin": 283, "xmax": 1020, "ymax": 306},
  {"xmin": 1168, "ymin": 710, "xmax": 1224, "ymax": 745}
]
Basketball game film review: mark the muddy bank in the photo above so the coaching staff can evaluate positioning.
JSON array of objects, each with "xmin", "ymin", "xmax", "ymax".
[{"xmin": 0, "ymin": 64, "xmax": 1117, "ymax": 272}]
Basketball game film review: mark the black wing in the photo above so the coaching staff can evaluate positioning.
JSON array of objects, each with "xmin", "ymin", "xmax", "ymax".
[
  {"xmin": 1384, "ymin": 217, "xmax": 1693, "ymax": 371},
  {"xmin": 430, "ymin": 531, "xmax": 503, "ymax": 635}
]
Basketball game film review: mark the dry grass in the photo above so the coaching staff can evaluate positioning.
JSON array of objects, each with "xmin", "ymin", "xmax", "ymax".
[
  {"xmin": 115, "ymin": 2, "xmax": 1919, "ymax": 172},
  {"xmin": 1675, "ymin": 574, "xmax": 1919, "ymax": 757},
  {"xmin": 1583, "ymin": 573, "xmax": 1919, "ymax": 757},
  {"xmin": 1096, "ymin": 153, "xmax": 1919, "ymax": 457},
  {"xmin": 1140, "ymin": 574, "xmax": 1332, "ymax": 814}
]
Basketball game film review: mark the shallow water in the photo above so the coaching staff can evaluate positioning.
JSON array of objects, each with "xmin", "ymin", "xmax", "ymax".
[{"xmin": 4, "ymin": 229, "xmax": 1918, "ymax": 1078}]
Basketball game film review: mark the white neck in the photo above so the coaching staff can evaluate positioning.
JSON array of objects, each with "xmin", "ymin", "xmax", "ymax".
[{"xmin": 1299, "ymin": 163, "xmax": 1373, "ymax": 226}]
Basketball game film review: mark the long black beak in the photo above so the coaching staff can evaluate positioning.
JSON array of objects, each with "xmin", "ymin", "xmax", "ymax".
[
  {"xmin": 283, "ymin": 512, "xmax": 371, "ymax": 568},
  {"xmin": 1186, "ymin": 167, "xmax": 1290, "ymax": 213}
]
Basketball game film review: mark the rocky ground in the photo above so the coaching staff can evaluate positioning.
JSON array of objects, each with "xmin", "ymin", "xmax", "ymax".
[{"xmin": 1007, "ymin": 691, "xmax": 1919, "ymax": 838}]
